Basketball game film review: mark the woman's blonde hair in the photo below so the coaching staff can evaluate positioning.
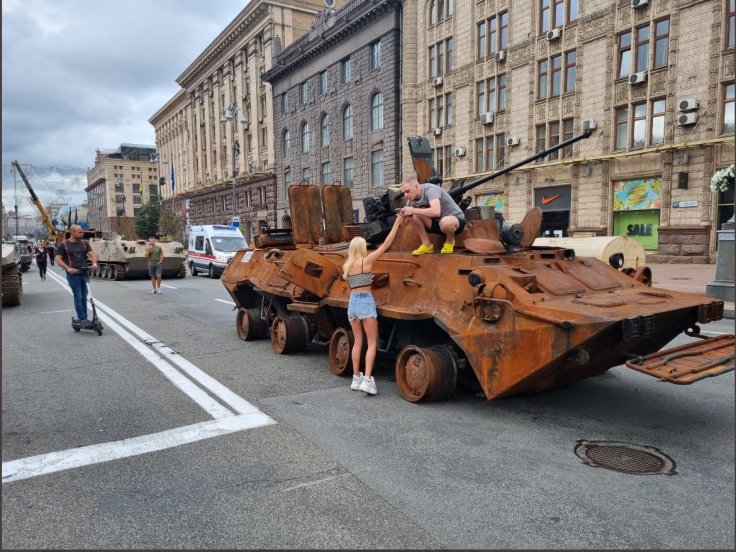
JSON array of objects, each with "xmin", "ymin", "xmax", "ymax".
[{"xmin": 343, "ymin": 236, "xmax": 367, "ymax": 280}]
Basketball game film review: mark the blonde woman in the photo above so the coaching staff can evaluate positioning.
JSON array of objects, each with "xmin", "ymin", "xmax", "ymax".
[{"xmin": 343, "ymin": 213, "xmax": 405, "ymax": 395}]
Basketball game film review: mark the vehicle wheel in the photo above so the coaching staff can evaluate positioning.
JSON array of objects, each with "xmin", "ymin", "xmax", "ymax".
[
  {"xmin": 190, "ymin": 262, "xmax": 198, "ymax": 276},
  {"xmin": 73, "ymin": 326, "xmax": 81, "ymax": 332},
  {"xmin": 395, "ymin": 345, "xmax": 457, "ymax": 402},
  {"xmin": 328, "ymin": 327, "xmax": 355, "ymax": 376},
  {"xmin": 208, "ymin": 265, "xmax": 218, "ymax": 279},
  {"xmin": 236, "ymin": 308, "xmax": 268, "ymax": 341},
  {"xmin": 95, "ymin": 325, "xmax": 103, "ymax": 336},
  {"xmin": 270, "ymin": 314, "xmax": 309, "ymax": 354}
]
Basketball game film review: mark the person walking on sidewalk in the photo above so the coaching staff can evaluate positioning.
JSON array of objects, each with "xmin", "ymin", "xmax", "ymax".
[
  {"xmin": 55, "ymin": 225, "xmax": 98, "ymax": 327},
  {"xmin": 48, "ymin": 242, "xmax": 55, "ymax": 265},
  {"xmin": 35, "ymin": 242, "xmax": 49, "ymax": 280},
  {"xmin": 145, "ymin": 236, "xmax": 165, "ymax": 294},
  {"xmin": 342, "ymin": 213, "xmax": 405, "ymax": 395}
]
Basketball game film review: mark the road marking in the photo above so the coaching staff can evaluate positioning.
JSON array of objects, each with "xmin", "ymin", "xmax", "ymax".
[
  {"xmin": 2, "ymin": 413, "xmax": 275, "ymax": 484},
  {"xmin": 214, "ymin": 298, "xmax": 236, "ymax": 306},
  {"xmin": 41, "ymin": 309, "xmax": 75, "ymax": 314},
  {"xmin": 283, "ymin": 472, "xmax": 352, "ymax": 492},
  {"xmin": 161, "ymin": 284, "xmax": 177, "ymax": 289}
]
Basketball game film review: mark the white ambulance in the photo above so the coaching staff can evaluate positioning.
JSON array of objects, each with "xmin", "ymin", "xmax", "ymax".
[{"xmin": 187, "ymin": 225, "xmax": 247, "ymax": 278}]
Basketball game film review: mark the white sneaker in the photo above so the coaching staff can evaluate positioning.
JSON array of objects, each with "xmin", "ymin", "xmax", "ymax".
[
  {"xmin": 351, "ymin": 372, "xmax": 364, "ymax": 391},
  {"xmin": 359, "ymin": 376, "xmax": 377, "ymax": 395},
  {"xmin": 149, "ymin": 289, "xmax": 156, "ymax": 294},
  {"xmin": 156, "ymin": 289, "xmax": 162, "ymax": 294}
]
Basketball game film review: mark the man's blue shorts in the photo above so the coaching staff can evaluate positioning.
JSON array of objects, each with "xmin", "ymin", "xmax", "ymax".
[{"xmin": 148, "ymin": 263, "xmax": 162, "ymax": 277}]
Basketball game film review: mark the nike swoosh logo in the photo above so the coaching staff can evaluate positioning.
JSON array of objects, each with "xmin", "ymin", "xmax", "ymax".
[{"xmin": 541, "ymin": 193, "xmax": 562, "ymax": 205}]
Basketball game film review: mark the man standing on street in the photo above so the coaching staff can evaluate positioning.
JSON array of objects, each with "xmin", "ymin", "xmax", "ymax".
[
  {"xmin": 145, "ymin": 236, "xmax": 165, "ymax": 294},
  {"xmin": 55, "ymin": 225, "xmax": 98, "ymax": 327}
]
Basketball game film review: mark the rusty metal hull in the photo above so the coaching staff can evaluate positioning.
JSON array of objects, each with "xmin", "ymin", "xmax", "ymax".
[{"xmin": 222, "ymin": 218, "xmax": 731, "ymax": 402}]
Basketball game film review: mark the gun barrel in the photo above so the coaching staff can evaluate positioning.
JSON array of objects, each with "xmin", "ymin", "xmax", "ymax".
[{"xmin": 449, "ymin": 130, "xmax": 592, "ymax": 201}]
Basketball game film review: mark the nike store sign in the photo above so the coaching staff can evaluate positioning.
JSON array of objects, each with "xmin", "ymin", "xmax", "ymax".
[{"xmin": 534, "ymin": 185, "xmax": 571, "ymax": 212}]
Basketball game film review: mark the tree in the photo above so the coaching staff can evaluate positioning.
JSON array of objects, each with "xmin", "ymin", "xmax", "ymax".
[
  {"xmin": 134, "ymin": 199, "xmax": 161, "ymax": 239},
  {"xmin": 158, "ymin": 207, "xmax": 184, "ymax": 242}
]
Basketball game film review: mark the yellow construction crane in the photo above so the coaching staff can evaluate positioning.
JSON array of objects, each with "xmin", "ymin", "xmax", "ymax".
[{"xmin": 11, "ymin": 160, "xmax": 59, "ymax": 241}]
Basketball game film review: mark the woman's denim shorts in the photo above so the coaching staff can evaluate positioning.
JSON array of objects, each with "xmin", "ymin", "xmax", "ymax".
[{"xmin": 347, "ymin": 292, "xmax": 377, "ymax": 322}]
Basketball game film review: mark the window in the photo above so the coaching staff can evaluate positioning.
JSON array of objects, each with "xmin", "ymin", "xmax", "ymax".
[
  {"xmin": 371, "ymin": 92, "xmax": 384, "ymax": 130},
  {"xmin": 115, "ymin": 181, "xmax": 124, "ymax": 194},
  {"xmin": 283, "ymin": 168, "xmax": 291, "ymax": 194},
  {"xmin": 282, "ymin": 130, "xmax": 291, "ymax": 158},
  {"xmin": 319, "ymin": 71, "xmax": 328, "ymax": 95},
  {"xmin": 281, "ymin": 92, "xmax": 289, "ymax": 114},
  {"xmin": 301, "ymin": 123, "xmax": 310, "ymax": 153},
  {"xmin": 619, "ymin": 19, "xmax": 669, "ymax": 76},
  {"xmin": 342, "ymin": 58, "xmax": 351, "ymax": 83},
  {"xmin": 563, "ymin": 118, "xmax": 574, "ymax": 157},
  {"xmin": 133, "ymin": 208, "xmax": 140, "ymax": 217},
  {"xmin": 433, "ymin": 146, "xmax": 453, "ymax": 178},
  {"xmin": 540, "ymin": 0, "xmax": 577, "ymax": 33},
  {"xmin": 548, "ymin": 121, "xmax": 561, "ymax": 160},
  {"xmin": 302, "ymin": 167, "xmax": 311, "ymax": 183},
  {"xmin": 321, "ymin": 162, "xmax": 331, "ymax": 184},
  {"xmin": 132, "ymin": 183, "xmax": 141, "ymax": 194},
  {"xmin": 429, "ymin": 98, "xmax": 436, "ymax": 128},
  {"xmin": 551, "ymin": 54, "xmax": 562, "ymax": 96},
  {"xmin": 370, "ymin": 41, "xmax": 381, "ymax": 70},
  {"xmin": 632, "ymin": 103, "xmax": 647, "ymax": 148},
  {"xmin": 536, "ymin": 125, "xmax": 547, "ymax": 158},
  {"xmin": 479, "ymin": 12, "xmax": 508, "ymax": 58},
  {"xmin": 723, "ymin": 83, "xmax": 735, "ymax": 134},
  {"xmin": 446, "ymin": 92, "xmax": 454, "ymax": 125},
  {"xmin": 371, "ymin": 150, "xmax": 385, "ymax": 187},
  {"xmin": 474, "ymin": 138, "xmax": 484, "ymax": 172},
  {"xmin": 478, "ymin": 75, "xmax": 506, "ymax": 113},
  {"xmin": 650, "ymin": 99, "xmax": 665, "ymax": 145},
  {"xmin": 429, "ymin": 38, "xmax": 454, "ymax": 77},
  {"xmin": 300, "ymin": 82, "xmax": 308, "ymax": 104},
  {"xmin": 430, "ymin": 0, "xmax": 454, "ymax": 25},
  {"xmin": 615, "ymin": 107, "xmax": 629, "ymax": 150},
  {"xmin": 475, "ymin": 134, "xmax": 506, "ymax": 171},
  {"xmin": 498, "ymin": 74, "xmax": 507, "ymax": 110},
  {"xmin": 538, "ymin": 49, "xmax": 575, "ymax": 98},
  {"xmin": 538, "ymin": 60, "xmax": 548, "ymax": 100},
  {"xmin": 635, "ymin": 25, "xmax": 650, "ymax": 73},
  {"xmin": 618, "ymin": 31, "xmax": 632, "ymax": 78},
  {"xmin": 149, "ymin": 184, "xmax": 158, "ymax": 196},
  {"xmin": 320, "ymin": 114, "xmax": 330, "ymax": 148},
  {"xmin": 343, "ymin": 157, "xmax": 354, "ymax": 188},
  {"xmin": 727, "ymin": 0, "xmax": 735, "ymax": 49},
  {"xmin": 477, "ymin": 81, "xmax": 486, "ymax": 115},
  {"xmin": 478, "ymin": 21, "xmax": 486, "ymax": 58},
  {"xmin": 654, "ymin": 19, "xmax": 669, "ymax": 68},
  {"xmin": 564, "ymin": 50, "xmax": 576, "ymax": 92},
  {"xmin": 343, "ymin": 104, "xmax": 353, "ymax": 140}
]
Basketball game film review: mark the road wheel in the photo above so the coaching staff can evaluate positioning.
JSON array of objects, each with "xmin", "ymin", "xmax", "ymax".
[
  {"xmin": 328, "ymin": 327, "xmax": 355, "ymax": 376},
  {"xmin": 236, "ymin": 308, "xmax": 268, "ymax": 341},
  {"xmin": 270, "ymin": 314, "xmax": 309, "ymax": 354},
  {"xmin": 395, "ymin": 345, "xmax": 457, "ymax": 402},
  {"xmin": 190, "ymin": 262, "xmax": 198, "ymax": 276}
]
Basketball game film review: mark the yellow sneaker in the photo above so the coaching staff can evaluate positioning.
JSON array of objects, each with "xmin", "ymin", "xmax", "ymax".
[
  {"xmin": 412, "ymin": 244, "xmax": 434, "ymax": 256},
  {"xmin": 441, "ymin": 243, "xmax": 454, "ymax": 254}
]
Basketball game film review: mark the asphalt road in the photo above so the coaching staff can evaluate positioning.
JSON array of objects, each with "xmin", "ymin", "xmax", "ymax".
[{"xmin": 2, "ymin": 262, "xmax": 734, "ymax": 549}]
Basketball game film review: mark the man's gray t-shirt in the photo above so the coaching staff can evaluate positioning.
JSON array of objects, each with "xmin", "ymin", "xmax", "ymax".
[{"xmin": 407, "ymin": 184, "xmax": 464, "ymax": 220}]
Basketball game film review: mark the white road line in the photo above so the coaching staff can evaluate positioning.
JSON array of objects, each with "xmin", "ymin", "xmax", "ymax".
[
  {"xmin": 214, "ymin": 298, "xmax": 236, "ymax": 306},
  {"xmin": 41, "ymin": 309, "xmax": 75, "ymax": 314},
  {"xmin": 160, "ymin": 284, "xmax": 177, "ymax": 289},
  {"xmin": 2, "ymin": 412, "xmax": 275, "ymax": 484}
]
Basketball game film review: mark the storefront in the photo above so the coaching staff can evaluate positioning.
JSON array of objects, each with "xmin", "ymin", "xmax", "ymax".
[
  {"xmin": 534, "ymin": 185, "xmax": 571, "ymax": 237},
  {"xmin": 612, "ymin": 178, "xmax": 662, "ymax": 251},
  {"xmin": 476, "ymin": 192, "xmax": 506, "ymax": 213}
]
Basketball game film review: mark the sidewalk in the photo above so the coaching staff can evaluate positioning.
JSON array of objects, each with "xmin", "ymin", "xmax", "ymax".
[{"xmin": 646, "ymin": 263, "xmax": 735, "ymax": 319}]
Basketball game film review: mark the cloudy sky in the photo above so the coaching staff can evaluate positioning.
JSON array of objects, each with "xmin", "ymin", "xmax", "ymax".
[{"xmin": 2, "ymin": 0, "xmax": 245, "ymax": 213}]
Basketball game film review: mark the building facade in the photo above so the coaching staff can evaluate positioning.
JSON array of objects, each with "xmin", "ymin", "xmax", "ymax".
[
  {"xmin": 401, "ymin": 0, "xmax": 735, "ymax": 261},
  {"xmin": 86, "ymin": 144, "xmax": 159, "ymax": 236},
  {"xmin": 263, "ymin": 0, "xmax": 403, "ymax": 227},
  {"xmin": 149, "ymin": 0, "xmax": 339, "ymax": 242}
]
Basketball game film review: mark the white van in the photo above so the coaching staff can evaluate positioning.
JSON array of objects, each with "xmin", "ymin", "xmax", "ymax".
[{"xmin": 187, "ymin": 225, "xmax": 247, "ymax": 278}]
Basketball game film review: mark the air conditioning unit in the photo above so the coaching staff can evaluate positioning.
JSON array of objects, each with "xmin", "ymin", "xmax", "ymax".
[
  {"xmin": 677, "ymin": 113, "xmax": 698, "ymax": 126},
  {"xmin": 547, "ymin": 28, "xmax": 562, "ymax": 41},
  {"xmin": 432, "ymin": 76, "xmax": 443, "ymax": 87},
  {"xmin": 480, "ymin": 112, "xmax": 494, "ymax": 125},
  {"xmin": 506, "ymin": 137, "xmax": 520, "ymax": 147},
  {"xmin": 454, "ymin": 146, "xmax": 467, "ymax": 157},
  {"xmin": 433, "ymin": 127, "xmax": 443, "ymax": 136},
  {"xmin": 494, "ymin": 50, "xmax": 506, "ymax": 62},
  {"xmin": 582, "ymin": 118, "xmax": 597, "ymax": 132},
  {"xmin": 629, "ymin": 71, "xmax": 647, "ymax": 85},
  {"xmin": 678, "ymin": 99, "xmax": 700, "ymax": 112},
  {"xmin": 631, "ymin": 0, "xmax": 648, "ymax": 8}
]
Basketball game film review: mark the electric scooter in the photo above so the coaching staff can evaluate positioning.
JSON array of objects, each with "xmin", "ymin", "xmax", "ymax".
[{"xmin": 71, "ymin": 266, "xmax": 103, "ymax": 336}]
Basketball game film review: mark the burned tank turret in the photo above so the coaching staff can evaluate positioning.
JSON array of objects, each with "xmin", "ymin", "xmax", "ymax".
[
  {"xmin": 2, "ymin": 243, "xmax": 23, "ymax": 306},
  {"xmin": 221, "ymin": 132, "xmax": 734, "ymax": 404},
  {"xmin": 89, "ymin": 236, "xmax": 187, "ymax": 280}
]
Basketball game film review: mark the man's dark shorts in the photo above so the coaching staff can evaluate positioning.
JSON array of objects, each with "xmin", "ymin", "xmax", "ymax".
[
  {"xmin": 148, "ymin": 263, "xmax": 162, "ymax": 277},
  {"xmin": 428, "ymin": 215, "xmax": 466, "ymax": 235}
]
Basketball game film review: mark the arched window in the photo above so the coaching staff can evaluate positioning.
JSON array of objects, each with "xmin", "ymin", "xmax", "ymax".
[
  {"xmin": 282, "ymin": 130, "xmax": 291, "ymax": 158},
  {"xmin": 371, "ymin": 93, "xmax": 384, "ymax": 131},
  {"xmin": 343, "ymin": 104, "xmax": 353, "ymax": 140},
  {"xmin": 320, "ymin": 114, "xmax": 330, "ymax": 148},
  {"xmin": 301, "ymin": 122, "xmax": 310, "ymax": 153}
]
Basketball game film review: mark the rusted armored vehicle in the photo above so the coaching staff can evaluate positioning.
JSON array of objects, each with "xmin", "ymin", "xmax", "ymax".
[
  {"xmin": 2, "ymin": 243, "xmax": 23, "ymax": 306},
  {"xmin": 13, "ymin": 238, "xmax": 33, "ymax": 273},
  {"xmin": 89, "ymin": 236, "xmax": 187, "ymax": 280},
  {"xmin": 222, "ymin": 132, "xmax": 734, "ymax": 403}
]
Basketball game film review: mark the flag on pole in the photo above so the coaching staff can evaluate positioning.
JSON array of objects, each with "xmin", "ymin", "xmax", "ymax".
[{"xmin": 170, "ymin": 162, "xmax": 176, "ymax": 191}]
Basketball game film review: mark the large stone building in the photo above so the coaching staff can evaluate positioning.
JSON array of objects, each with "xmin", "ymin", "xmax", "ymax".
[
  {"xmin": 149, "ymin": 0, "xmax": 342, "ymax": 242},
  {"xmin": 400, "ymin": 0, "xmax": 735, "ymax": 261},
  {"xmin": 263, "ymin": 0, "xmax": 403, "ymax": 227},
  {"xmin": 86, "ymin": 144, "xmax": 159, "ymax": 236}
]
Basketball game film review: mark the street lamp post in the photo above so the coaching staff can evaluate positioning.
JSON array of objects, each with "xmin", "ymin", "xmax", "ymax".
[{"xmin": 220, "ymin": 103, "xmax": 247, "ymax": 227}]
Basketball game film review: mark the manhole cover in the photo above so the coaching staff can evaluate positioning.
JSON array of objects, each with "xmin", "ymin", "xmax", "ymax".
[{"xmin": 574, "ymin": 440, "xmax": 677, "ymax": 475}]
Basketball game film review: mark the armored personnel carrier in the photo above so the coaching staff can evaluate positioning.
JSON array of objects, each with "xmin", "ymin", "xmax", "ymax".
[
  {"xmin": 221, "ymin": 132, "xmax": 733, "ymax": 403},
  {"xmin": 88, "ymin": 236, "xmax": 187, "ymax": 280},
  {"xmin": 2, "ymin": 243, "xmax": 23, "ymax": 306},
  {"xmin": 13, "ymin": 237, "xmax": 33, "ymax": 273}
]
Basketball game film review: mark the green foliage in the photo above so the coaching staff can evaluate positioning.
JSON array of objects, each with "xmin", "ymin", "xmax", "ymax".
[
  {"xmin": 158, "ymin": 207, "xmax": 184, "ymax": 242},
  {"xmin": 134, "ymin": 199, "xmax": 161, "ymax": 239}
]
